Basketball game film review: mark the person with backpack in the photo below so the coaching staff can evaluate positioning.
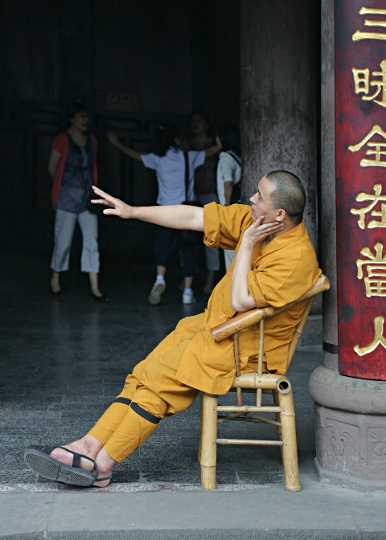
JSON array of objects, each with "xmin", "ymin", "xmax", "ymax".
[
  {"xmin": 183, "ymin": 111, "xmax": 221, "ymax": 294},
  {"xmin": 106, "ymin": 125, "xmax": 221, "ymax": 304}
]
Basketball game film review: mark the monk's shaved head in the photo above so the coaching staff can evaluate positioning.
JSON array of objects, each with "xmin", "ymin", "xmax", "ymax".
[{"xmin": 265, "ymin": 170, "xmax": 306, "ymax": 225}]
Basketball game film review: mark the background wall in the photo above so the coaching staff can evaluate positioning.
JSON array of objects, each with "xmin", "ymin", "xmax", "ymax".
[
  {"xmin": 240, "ymin": 0, "xmax": 318, "ymax": 250},
  {"xmin": 0, "ymin": 0, "xmax": 240, "ymax": 261}
]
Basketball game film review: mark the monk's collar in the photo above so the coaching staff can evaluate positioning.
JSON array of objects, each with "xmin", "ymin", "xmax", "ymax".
[{"xmin": 259, "ymin": 220, "xmax": 306, "ymax": 256}]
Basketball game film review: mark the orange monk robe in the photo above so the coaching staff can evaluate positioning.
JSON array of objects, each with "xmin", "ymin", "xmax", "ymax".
[
  {"xmin": 88, "ymin": 202, "xmax": 321, "ymax": 461},
  {"xmin": 174, "ymin": 202, "xmax": 322, "ymax": 395}
]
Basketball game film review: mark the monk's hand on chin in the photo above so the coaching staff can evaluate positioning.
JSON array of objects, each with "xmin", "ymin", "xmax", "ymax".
[{"xmin": 243, "ymin": 215, "xmax": 284, "ymax": 246}]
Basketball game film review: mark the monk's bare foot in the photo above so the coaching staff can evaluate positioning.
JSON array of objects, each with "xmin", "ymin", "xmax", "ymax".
[
  {"xmin": 92, "ymin": 472, "xmax": 112, "ymax": 488},
  {"xmin": 49, "ymin": 435, "xmax": 104, "ymax": 476},
  {"xmin": 92, "ymin": 448, "xmax": 115, "ymax": 487}
]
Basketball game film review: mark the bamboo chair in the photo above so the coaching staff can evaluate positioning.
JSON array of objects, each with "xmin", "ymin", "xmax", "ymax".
[{"xmin": 199, "ymin": 274, "xmax": 330, "ymax": 492}]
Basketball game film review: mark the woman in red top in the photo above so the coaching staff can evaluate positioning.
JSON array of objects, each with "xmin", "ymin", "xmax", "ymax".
[{"xmin": 48, "ymin": 101, "xmax": 108, "ymax": 301}]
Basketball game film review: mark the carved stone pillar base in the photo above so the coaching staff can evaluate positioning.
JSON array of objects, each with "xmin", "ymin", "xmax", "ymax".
[{"xmin": 309, "ymin": 366, "xmax": 386, "ymax": 492}]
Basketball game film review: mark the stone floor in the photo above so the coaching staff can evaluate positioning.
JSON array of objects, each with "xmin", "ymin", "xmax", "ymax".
[{"xmin": 0, "ymin": 251, "xmax": 322, "ymax": 488}]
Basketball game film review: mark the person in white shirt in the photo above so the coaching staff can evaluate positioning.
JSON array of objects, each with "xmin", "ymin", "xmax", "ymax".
[
  {"xmin": 107, "ymin": 125, "xmax": 221, "ymax": 304},
  {"xmin": 216, "ymin": 125, "xmax": 241, "ymax": 270}
]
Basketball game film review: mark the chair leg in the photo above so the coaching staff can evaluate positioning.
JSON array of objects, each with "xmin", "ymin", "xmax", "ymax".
[
  {"xmin": 200, "ymin": 393, "xmax": 218, "ymax": 490},
  {"xmin": 277, "ymin": 390, "xmax": 301, "ymax": 492},
  {"xmin": 198, "ymin": 393, "xmax": 204, "ymax": 463},
  {"xmin": 273, "ymin": 390, "xmax": 284, "ymax": 461}
]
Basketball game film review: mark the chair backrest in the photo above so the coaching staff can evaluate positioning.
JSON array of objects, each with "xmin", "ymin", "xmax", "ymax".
[
  {"xmin": 211, "ymin": 274, "xmax": 330, "ymax": 343},
  {"xmin": 286, "ymin": 296, "xmax": 314, "ymax": 370}
]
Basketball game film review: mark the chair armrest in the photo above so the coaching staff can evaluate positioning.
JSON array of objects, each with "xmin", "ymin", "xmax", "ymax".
[
  {"xmin": 210, "ymin": 274, "xmax": 330, "ymax": 343},
  {"xmin": 211, "ymin": 306, "xmax": 275, "ymax": 343}
]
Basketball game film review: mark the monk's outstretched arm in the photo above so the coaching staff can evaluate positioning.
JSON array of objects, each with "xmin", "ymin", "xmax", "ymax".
[{"xmin": 91, "ymin": 186, "xmax": 204, "ymax": 232}]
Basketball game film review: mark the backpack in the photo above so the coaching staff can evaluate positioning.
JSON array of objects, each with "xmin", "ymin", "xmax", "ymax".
[{"xmin": 226, "ymin": 151, "xmax": 242, "ymax": 204}]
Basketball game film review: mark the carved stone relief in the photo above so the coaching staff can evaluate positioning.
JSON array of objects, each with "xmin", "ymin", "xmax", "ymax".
[
  {"xmin": 323, "ymin": 418, "xmax": 360, "ymax": 472},
  {"xmin": 367, "ymin": 427, "xmax": 386, "ymax": 474}
]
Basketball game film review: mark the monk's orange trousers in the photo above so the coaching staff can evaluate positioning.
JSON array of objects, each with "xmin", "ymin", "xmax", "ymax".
[{"xmin": 88, "ymin": 319, "xmax": 200, "ymax": 462}]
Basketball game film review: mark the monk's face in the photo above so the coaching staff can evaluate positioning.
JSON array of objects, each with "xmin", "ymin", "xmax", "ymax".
[{"xmin": 249, "ymin": 176, "xmax": 279, "ymax": 223}]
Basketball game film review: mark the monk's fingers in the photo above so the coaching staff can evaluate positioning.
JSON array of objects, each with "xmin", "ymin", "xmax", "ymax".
[
  {"xmin": 91, "ymin": 198, "xmax": 115, "ymax": 208},
  {"xmin": 258, "ymin": 225, "xmax": 282, "ymax": 238},
  {"xmin": 264, "ymin": 222, "xmax": 283, "ymax": 231},
  {"xmin": 254, "ymin": 215, "xmax": 265, "ymax": 225},
  {"xmin": 247, "ymin": 219, "xmax": 283, "ymax": 241},
  {"xmin": 102, "ymin": 208, "xmax": 119, "ymax": 216},
  {"xmin": 257, "ymin": 220, "xmax": 283, "ymax": 232},
  {"xmin": 249, "ymin": 217, "xmax": 268, "ymax": 232},
  {"xmin": 92, "ymin": 185, "xmax": 105, "ymax": 196},
  {"xmin": 92, "ymin": 186, "xmax": 119, "ymax": 206}
]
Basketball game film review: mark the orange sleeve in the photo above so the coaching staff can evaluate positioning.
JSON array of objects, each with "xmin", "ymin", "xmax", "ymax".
[
  {"xmin": 247, "ymin": 244, "xmax": 321, "ymax": 308},
  {"xmin": 203, "ymin": 203, "xmax": 252, "ymax": 250}
]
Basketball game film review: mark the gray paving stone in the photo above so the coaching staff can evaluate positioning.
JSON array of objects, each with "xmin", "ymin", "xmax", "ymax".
[
  {"xmin": 0, "ymin": 448, "xmax": 28, "ymax": 470},
  {"xmin": 112, "ymin": 455, "xmax": 141, "ymax": 471},
  {"xmin": 22, "ymin": 387, "xmax": 68, "ymax": 396},
  {"xmin": 43, "ymin": 427, "xmax": 93, "ymax": 443},
  {"xmin": 19, "ymin": 397, "xmax": 63, "ymax": 410},
  {"xmin": 15, "ymin": 417, "xmax": 63, "ymax": 428},
  {"xmin": 2, "ymin": 253, "xmax": 353, "ymax": 538},
  {"xmin": 142, "ymin": 471, "xmax": 204, "ymax": 484},
  {"xmin": 137, "ymin": 453, "xmax": 190, "ymax": 472},
  {"xmin": 0, "ymin": 403, "xmax": 21, "ymax": 414},
  {"xmin": 109, "ymin": 470, "xmax": 141, "ymax": 483},
  {"xmin": 1, "ymin": 425, "xmax": 46, "ymax": 446},
  {"xmin": 0, "ymin": 418, "xmax": 16, "ymax": 427},
  {"xmin": 0, "ymin": 469, "xmax": 38, "ymax": 484},
  {"xmin": 61, "ymin": 395, "xmax": 106, "ymax": 405}
]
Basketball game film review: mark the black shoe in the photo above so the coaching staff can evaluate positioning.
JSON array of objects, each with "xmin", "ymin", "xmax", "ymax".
[
  {"xmin": 91, "ymin": 292, "xmax": 110, "ymax": 303},
  {"xmin": 51, "ymin": 289, "xmax": 62, "ymax": 297}
]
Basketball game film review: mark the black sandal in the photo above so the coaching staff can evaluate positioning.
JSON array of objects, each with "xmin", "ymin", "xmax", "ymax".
[{"xmin": 24, "ymin": 445, "xmax": 111, "ymax": 487}]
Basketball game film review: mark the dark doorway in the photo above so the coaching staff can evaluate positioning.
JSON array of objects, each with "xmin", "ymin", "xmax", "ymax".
[{"xmin": 0, "ymin": 0, "xmax": 240, "ymax": 261}]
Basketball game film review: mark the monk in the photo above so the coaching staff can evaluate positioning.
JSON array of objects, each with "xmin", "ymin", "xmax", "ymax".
[{"xmin": 24, "ymin": 170, "xmax": 321, "ymax": 487}]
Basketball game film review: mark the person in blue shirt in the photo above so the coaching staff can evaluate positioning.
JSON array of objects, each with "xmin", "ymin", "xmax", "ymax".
[{"xmin": 107, "ymin": 125, "xmax": 221, "ymax": 304}]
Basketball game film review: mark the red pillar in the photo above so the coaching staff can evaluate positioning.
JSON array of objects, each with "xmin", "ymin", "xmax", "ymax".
[
  {"xmin": 309, "ymin": 0, "xmax": 386, "ymax": 491},
  {"xmin": 335, "ymin": 1, "xmax": 386, "ymax": 379}
]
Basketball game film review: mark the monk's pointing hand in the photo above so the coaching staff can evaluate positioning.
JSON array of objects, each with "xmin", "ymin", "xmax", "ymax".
[{"xmin": 91, "ymin": 186, "xmax": 133, "ymax": 219}]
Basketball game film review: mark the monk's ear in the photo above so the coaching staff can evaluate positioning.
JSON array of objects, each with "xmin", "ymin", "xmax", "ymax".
[{"xmin": 275, "ymin": 208, "xmax": 286, "ymax": 222}]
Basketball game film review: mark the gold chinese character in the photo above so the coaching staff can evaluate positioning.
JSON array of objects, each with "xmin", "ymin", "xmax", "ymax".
[
  {"xmin": 352, "ymin": 60, "xmax": 386, "ymax": 107},
  {"xmin": 348, "ymin": 125, "xmax": 386, "ymax": 167},
  {"xmin": 352, "ymin": 7, "xmax": 386, "ymax": 41},
  {"xmin": 350, "ymin": 184, "xmax": 386, "ymax": 229},
  {"xmin": 354, "ymin": 316, "xmax": 386, "ymax": 356},
  {"xmin": 357, "ymin": 243, "xmax": 386, "ymax": 297}
]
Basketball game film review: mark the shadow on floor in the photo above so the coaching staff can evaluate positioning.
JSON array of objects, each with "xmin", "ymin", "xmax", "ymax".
[{"xmin": 0, "ymin": 252, "xmax": 322, "ymax": 486}]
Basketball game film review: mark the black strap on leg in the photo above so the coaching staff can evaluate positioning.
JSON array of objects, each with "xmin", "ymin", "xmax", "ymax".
[
  {"xmin": 114, "ymin": 397, "xmax": 132, "ymax": 406},
  {"xmin": 131, "ymin": 402, "xmax": 161, "ymax": 424}
]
